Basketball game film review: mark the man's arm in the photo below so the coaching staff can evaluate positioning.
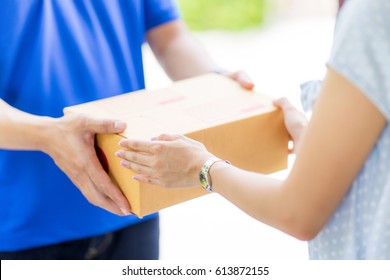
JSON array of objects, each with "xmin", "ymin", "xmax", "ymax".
[
  {"xmin": 147, "ymin": 20, "xmax": 254, "ymax": 89},
  {"xmin": 0, "ymin": 99, "xmax": 131, "ymax": 216}
]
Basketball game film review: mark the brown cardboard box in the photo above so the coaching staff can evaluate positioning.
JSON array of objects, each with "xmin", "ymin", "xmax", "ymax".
[{"xmin": 64, "ymin": 73, "xmax": 289, "ymax": 217}]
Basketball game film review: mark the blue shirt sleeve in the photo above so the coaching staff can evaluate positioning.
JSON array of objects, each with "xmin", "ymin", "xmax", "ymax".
[
  {"xmin": 327, "ymin": 0, "xmax": 390, "ymax": 120},
  {"xmin": 144, "ymin": 0, "xmax": 180, "ymax": 31}
]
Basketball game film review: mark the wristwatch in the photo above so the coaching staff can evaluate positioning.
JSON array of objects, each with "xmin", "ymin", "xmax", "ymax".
[{"xmin": 199, "ymin": 157, "xmax": 231, "ymax": 192}]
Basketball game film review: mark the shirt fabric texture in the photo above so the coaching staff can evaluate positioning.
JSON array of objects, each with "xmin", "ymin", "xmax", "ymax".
[
  {"xmin": 305, "ymin": 0, "xmax": 390, "ymax": 259},
  {"xmin": 0, "ymin": 0, "xmax": 179, "ymax": 251}
]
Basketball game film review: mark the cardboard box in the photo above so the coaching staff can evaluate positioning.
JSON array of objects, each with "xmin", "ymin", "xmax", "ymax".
[{"xmin": 64, "ymin": 73, "xmax": 289, "ymax": 217}]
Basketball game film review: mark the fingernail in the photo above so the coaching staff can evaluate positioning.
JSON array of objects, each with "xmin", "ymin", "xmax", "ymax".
[
  {"xmin": 244, "ymin": 80, "xmax": 254, "ymax": 87},
  {"xmin": 114, "ymin": 121, "xmax": 126, "ymax": 130},
  {"xmin": 115, "ymin": 150, "xmax": 123, "ymax": 157},
  {"xmin": 118, "ymin": 139, "xmax": 126, "ymax": 147},
  {"xmin": 133, "ymin": 175, "xmax": 139, "ymax": 180},
  {"xmin": 120, "ymin": 207, "xmax": 131, "ymax": 216}
]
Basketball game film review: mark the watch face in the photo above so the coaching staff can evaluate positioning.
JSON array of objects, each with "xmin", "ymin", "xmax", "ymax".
[{"xmin": 199, "ymin": 172, "xmax": 208, "ymax": 188}]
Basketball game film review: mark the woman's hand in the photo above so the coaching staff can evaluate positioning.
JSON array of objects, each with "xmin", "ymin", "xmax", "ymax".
[
  {"xmin": 116, "ymin": 134, "xmax": 214, "ymax": 188},
  {"xmin": 273, "ymin": 97, "xmax": 308, "ymax": 153}
]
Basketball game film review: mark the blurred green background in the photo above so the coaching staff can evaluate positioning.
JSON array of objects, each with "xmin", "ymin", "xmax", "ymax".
[{"xmin": 177, "ymin": 0, "xmax": 268, "ymax": 31}]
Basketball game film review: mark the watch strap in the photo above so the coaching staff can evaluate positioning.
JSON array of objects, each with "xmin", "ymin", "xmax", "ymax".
[{"xmin": 199, "ymin": 157, "xmax": 230, "ymax": 192}]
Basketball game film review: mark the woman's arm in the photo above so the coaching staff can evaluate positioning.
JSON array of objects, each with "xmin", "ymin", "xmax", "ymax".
[{"xmin": 116, "ymin": 67, "xmax": 386, "ymax": 239}]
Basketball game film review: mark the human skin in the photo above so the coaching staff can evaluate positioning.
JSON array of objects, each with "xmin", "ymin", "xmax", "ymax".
[
  {"xmin": 0, "ymin": 19, "xmax": 253, "ymax": 216},
  {"xmin": 116, "ymin": 67, "xmax": 386, "ymax": 239}
]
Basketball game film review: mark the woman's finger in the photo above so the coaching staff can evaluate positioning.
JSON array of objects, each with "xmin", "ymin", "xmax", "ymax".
[
  {"xmin": 115, "ymin": 149, "xmax": 153, "ymax": 167},
  {"xmin": 118, "ymin": 139, "xmax": 154, "ymax": 153},
  {"xmin": 153, "ymin": 133, "xmax": 182, "ymax": 141},
  {"xmin": 273, "ymin": 97, "xmax": 295, "ymax": 111},
  {"xmin": 120, "ymin": 159, "xmax": 154, "ymax": 176}
]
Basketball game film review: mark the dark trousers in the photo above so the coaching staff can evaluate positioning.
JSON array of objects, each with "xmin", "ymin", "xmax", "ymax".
[{"xmin": 0, "ymin": 216, "xmax": 159, "ymax": 260}]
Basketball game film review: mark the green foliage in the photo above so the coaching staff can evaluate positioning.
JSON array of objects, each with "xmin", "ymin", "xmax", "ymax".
[{"xmin": 177, "ymin": 0, "xmax": 267, "ymax": 31}]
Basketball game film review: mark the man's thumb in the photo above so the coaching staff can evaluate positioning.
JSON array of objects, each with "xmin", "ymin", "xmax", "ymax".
[{"xmin": 90, "ymin": 118, "xmax": 127, "ymax": 134}]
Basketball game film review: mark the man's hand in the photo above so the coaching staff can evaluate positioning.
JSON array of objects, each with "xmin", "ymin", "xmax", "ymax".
[
  {"xmin": 216, "ymin": 69, "xmax": 255, "ymax": 90},
  {"xmin": 41, "ymin": 113, "xmax": 131, "ymax": 216}
]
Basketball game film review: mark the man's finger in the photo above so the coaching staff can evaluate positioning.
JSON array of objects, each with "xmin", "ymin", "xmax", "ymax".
[
  {"xmin": 229, "ymin": 71, "xmax": 254, "ymax": 90},
  {"xmin": 87, "ymin": 117, "xmax": 127, "ymax": 134},
  {"xmin": 86, "ymin": 154, "xmax": 131, "ymax": 215}
]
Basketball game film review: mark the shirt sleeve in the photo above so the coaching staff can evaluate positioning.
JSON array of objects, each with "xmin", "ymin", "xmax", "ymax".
[
  {"xmin": 300, "ymin": 80, "xmax": 322, "ymax": 113},
  {"xmin": 144, "ymin": 0, "xmax": 181, "ymax": 31},
  {"xmin": 327, "ymin": 0, "xmax": 390, "ymax": 120}
]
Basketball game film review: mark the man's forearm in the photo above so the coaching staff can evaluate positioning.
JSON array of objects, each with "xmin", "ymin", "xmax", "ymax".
[
  {"xmin": 157, "ymin": 33, "xmax": 216, "ymax": 80},
  {"xmin": 0, "ymin": 99, "xmax": 54, "ymax": 151},
  {"xmin": 147, "ymin": 20, "xmax": 217, "ymax": 81}
]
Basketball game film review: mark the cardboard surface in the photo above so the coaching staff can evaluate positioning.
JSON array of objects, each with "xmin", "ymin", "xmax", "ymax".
[{"xmin": 64, "ymin": 73, "xmax": 289, "ymax": 217}]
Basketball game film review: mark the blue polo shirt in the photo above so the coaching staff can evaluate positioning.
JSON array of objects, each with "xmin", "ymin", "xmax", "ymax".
[{"xmin": 0, "ymin": 0, "xmax": 179, "ymax": 251}]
